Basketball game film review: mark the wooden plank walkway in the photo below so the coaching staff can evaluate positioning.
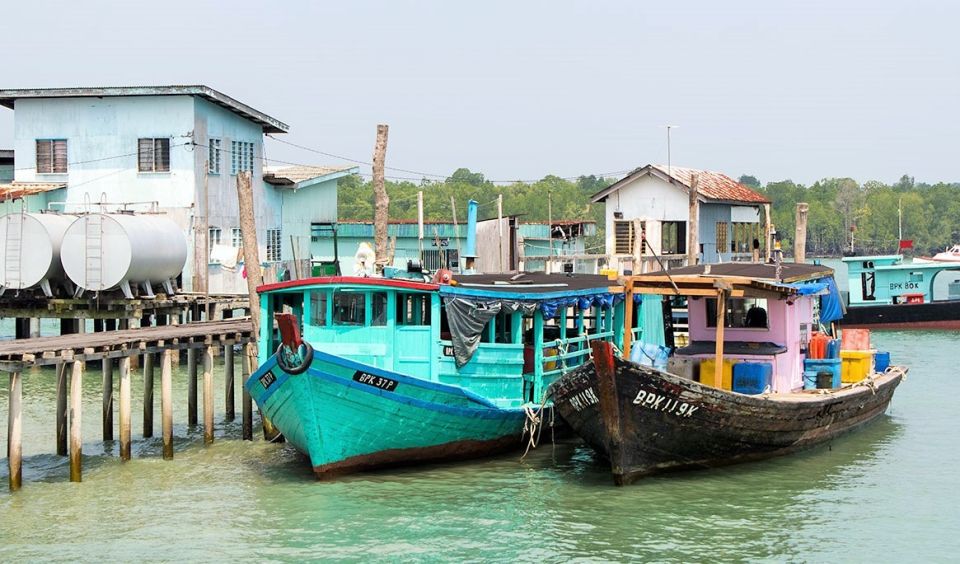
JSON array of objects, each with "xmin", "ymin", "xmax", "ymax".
[{"xmin": 0, "ymin": 293, "xmax": 249, "ymax": 320}]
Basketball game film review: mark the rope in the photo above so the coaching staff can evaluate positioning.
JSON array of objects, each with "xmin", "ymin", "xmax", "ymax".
[{"xmin": 520, "ymin": 395, "xmax": 551, "ymax": 461}]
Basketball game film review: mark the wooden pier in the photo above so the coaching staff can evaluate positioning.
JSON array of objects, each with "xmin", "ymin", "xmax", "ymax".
[{"xmin": 1, "ymin": 319, "xmax": 258, "ymax": 490}]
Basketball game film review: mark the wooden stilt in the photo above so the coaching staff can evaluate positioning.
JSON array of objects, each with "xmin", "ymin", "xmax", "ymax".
[
  {"xmin": 143, "ymin": 352, "xmax": 154, "ymax": 438},
  {"xmin": 119, "ymin": 356, "xmax": 132, "ymax": 461},
  {"xmin": 56, "ymin": 360, "xmax": 68, "ymax": 456},
  {"xmin": 203, "ymin": 345, "xmax": 214, "ymax": 444},
  {"xmin": 242, "ymin": 344, "xmax": 253, "ymax": 441},
  {"xmin": 8, "ymin": 371, "xmax": 22, "ymax": 491},
  {"xmin": 102, "ymin": 358, "xmax": 114, "ymax": 441},
  {"xmin": 224, "ymin": 345, "xmax": 235, "ymax": 421},
  {"xmin": 161, "ymin": 350, "xmax": 173, "ymax": 460},
  {"xmin": 70, "ymin": 360, "xmax": 83, "ymax": 482},
  {"xmin": 714, "ymin": 289, "xmax": 728, "ymax": 389},
  {"xmin": 187, "ymin": 348, "xmax": 198, "ymax": 426}
]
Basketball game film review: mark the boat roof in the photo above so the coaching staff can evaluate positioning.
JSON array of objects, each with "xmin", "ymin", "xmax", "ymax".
[
  {"xmin": 258, "ymin": 272, "xmax": 623, "ymax": 300},
  {"xmin": 627, "ymin": 262, "xmax": 834, "ymax": 299}
]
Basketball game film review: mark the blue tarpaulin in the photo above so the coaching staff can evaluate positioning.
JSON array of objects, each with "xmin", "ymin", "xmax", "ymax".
[{"xmin": 818, "ymin": 276, "xmax": 845, "ymax": 324}]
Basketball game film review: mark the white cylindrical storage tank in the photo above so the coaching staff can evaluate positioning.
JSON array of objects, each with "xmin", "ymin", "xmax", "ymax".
[
  {"xmin": 0, "ymin": 212, "xmax": 75, "ymax": 291},
  {"xmin": 61, "ymin": 214, "xmax": 188, "ymax": 293}
]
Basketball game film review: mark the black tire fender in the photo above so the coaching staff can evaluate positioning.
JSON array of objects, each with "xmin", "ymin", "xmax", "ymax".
[{"xmin": 275, "ymin": 341, "xmax": 314, "ymax": 375}]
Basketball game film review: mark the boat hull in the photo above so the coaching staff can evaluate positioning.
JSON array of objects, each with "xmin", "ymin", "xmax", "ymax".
[
  {"xmin": 246, "ymin": 350, "xmax": 531, "ymax": 477},
  {"xmin": 842, "ymin": 300, "xmax": 960, "ymax": 330},
  {"xmin": 550, "ymin": 346, "xmax": 904, "ymax": 485}
]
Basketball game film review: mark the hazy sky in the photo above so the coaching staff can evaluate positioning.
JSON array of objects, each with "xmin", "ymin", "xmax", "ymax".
[{"xmin": 1, "ymin": 1, "xmax": 956, "ymax": 186}]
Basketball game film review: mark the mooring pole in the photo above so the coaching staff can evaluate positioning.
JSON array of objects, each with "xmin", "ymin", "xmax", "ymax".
[
  {"xmin": 224, "ymin": 344, "xmax": 235, "ymax": 421},
  {"xmin": 203, "ymin": 345, "xmax": 215, "ymax": 444},
  {"xmin": 143, "ymin": 351, "xmax": 154, "ymax": 438},
  {"xmin": 242, "ymin": 344, "xmax": 253, "ymax": 441},
  {"xmin": 187, "ymin": 347, "xmax": 198, "ymax": 426},
  {"xmin": 70, "ymin": 360, "xmax": 83, "ymax": 482},
  {"xmin": 161, "ymin": 349, "xmax": 173, "ymax": 460},
  {"xmin": 119, "ymin": 355, "xmax": 132, "ymax": 461},
  {"xmin": 102, "ymin": 358, "xmax": 114, "ymax": 441},
  {"xmin": 8, "ymin": 370, "xmax": 22, "ymax": 491},
  {"xmin": 795, "ymin": 202, "xmax": 809, "ymax": 263},
  {"xmin": 56, "ymin": 360, "xmax": 68, "ymax": 456}
]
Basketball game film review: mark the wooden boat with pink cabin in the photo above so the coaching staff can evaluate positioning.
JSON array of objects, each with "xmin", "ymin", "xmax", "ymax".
[{"xmin": 549, "ymin": 262, "xmax": 906, "ymax": 485}]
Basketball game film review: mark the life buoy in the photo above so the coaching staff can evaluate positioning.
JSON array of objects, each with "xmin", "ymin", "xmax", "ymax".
[{"xmin": 275, "ymin": 341, "xmax": 314, "ymax": 375}]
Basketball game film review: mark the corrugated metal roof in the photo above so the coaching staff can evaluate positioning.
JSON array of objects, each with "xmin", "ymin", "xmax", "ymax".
[
  {"xmin": 0, "ymin": 85, "xmax": 288, "ymax": 133},
  {"xmin": 263, "ymin": 165, "xmax": 355, "ymax": 187},
  {"xmin": 0, "ymin": 181, "xmax": 66, "ymax": 202},
  {"xmin": 591, "ymin": 164, "xmax": 769, "ymax": 205}
]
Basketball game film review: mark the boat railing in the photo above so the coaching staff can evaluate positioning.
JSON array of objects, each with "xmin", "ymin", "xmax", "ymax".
[{"xmin": 541, "ymin": 329, "xmax": 616, "ymax": 377}]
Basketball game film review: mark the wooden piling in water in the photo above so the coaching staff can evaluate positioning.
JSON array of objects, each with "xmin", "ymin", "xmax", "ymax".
[
  {"xmin": 70, "ymin": 360, "xmax": 83, "ymax": 482},
  {"xmin": 102, "ymin": 358, "xmax": 114, "ymax": 441},
  {"xmin": 119, "ymin": 356, "xmax": 132, "ymax": 461},
  {"xmin": 143, "ymin": 351, "xmax": 154, "ymax": 438},
  {"xmin": 187, "ymin": 348, "xmax": 198, "ymax": 426},
  {"xmin": 56, "ymin": 360, "xmax": 68, "ymax": 456},
  {"xmin": 161, "ymin": 349, "xmax": 173, "ymax": 460},
  {"xmin": 224, "ymin": 345, "xmax": 235, "ymax": 421},
  {"xmin": 8, "ymin": 371, "xmax": 22, "ymax": 491},
  {"xmin": 203, "ymin": 345, "xmax": 214, "ymax": 444},
  {"xmin": 242, "ymin": 344, "xmax": 253, "ymax": 441}
]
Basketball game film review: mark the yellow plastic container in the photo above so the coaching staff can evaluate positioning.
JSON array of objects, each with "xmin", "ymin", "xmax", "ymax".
[
  {"xmin": 699, "ymin": 358, "xmax": 737, "ymax": 390},
  {"xmin": 840, "ymin": 350, "xmax": 873, "ymax": 383}
]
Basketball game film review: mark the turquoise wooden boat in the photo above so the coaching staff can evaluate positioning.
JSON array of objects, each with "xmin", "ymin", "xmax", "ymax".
[{"xmin": 245, "ymin": 271, "xmax": 628, "ymax": 476}]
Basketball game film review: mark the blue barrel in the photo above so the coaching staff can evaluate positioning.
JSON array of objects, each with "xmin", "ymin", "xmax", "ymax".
[
  {"xmin": 874, "ymin": 351, "xmax": 890, "ymax": 373},
  {"xmin": 826, "ymin": 339, "xmax": 841, "ymax": 359},
  {"xmin": 804, "ymin": 358, "xmax": 841, "ymax": 388},
  {"xmin": 733, "ymin": 362, "xmax": 773, "ymax": 395}
]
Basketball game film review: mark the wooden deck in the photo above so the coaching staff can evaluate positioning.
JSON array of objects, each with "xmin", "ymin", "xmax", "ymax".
[{"xmin": 0, "ymin": 293, "xmax": 250, "ymax": 321}]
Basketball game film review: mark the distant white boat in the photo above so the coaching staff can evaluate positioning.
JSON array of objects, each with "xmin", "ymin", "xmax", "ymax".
[{"xmin": 915, "ymin": 244, "xmax": 960, "ymax": 264}]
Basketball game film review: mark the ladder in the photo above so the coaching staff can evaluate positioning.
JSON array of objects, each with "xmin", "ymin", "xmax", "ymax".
[
  {"xmin": 4, "ymin": 214, "xmax": 23, "ymax": 289},
  {"xmin": 84, "ymin": 214, "xmax": 103, "ymax": 290}
]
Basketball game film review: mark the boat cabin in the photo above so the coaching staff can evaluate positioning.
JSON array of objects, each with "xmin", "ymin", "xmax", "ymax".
[
  {"xmin": 625, "ymin": 262, "xmax": 839, "ymax": 393},
  {"xmin": 256, "ymin": 272, "xmax": 627, "ymax": 407},
  {"xmin": 842, "ymin": 255, "xmax": 960, "ymax": 306}
]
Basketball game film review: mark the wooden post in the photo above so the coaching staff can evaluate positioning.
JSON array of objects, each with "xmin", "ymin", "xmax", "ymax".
[
  {"xmin": 102, "ymin": 358, "xmax": 113, "ymax": 441},
  {"xmin": 161, "ymin": 349, "xmax": 173, "ymax": 460},
  {"xmin": 372, "ymin": 124, "xmax": 390, "ymax": 274},
  {"xmin": 242, "ymin": 344, "xmax": 253, "ymax": 441},
  {"xmin": 56, "ymin": 360, "xmax": 68, "ymax": 456},
  {"xmin": 687, "ymin": 173, "xmax": 700, "ymax": 266},
  {"xmin": 187, "ymin": 348, "xmax": 198, "ymax": 426},
  {"xmin": 119, "ymin": 356, "xmax": 132, "ymax": 461},
  {"xmin": 764, "ymin": 203, "xmax": 772, "ymax": 262},
  {"xmin": 224, "ymin": 345, "xmax": 235, "ymax": 421},
  {"xmin": 143, "ymin": 352, "xmax": 154, "ymax": 438},
  {"xmin": 237, "ymin": 171, "xmax": 262, "ymax": 344},
  {"xmin": 203, "ymin": 345, "xmax": 214, "ymax": 444},
  {"xmin": 713, "ymin": 289, "xmax": 727, "ymax": 389},
  {"xmin": 194, "ymin": 162, "xmax": 210, "ymax": 293},
  {"xmin": 70, "ymin": 360, "xmax": 83, "ymax": 482},
  {"xmin": 497, "ymin": 193, "xmax": 504, "ymax": 273},
  {"xmin": 623, "ymin": 281, "xmax": 635, "ymax": 359},
  {"xmin": 795, "ymin": 202, "xmax": 809, "ymax": 263},
  {"xmin": 8, "ymin": 371, "xmax": 22, "ymax": 490}
]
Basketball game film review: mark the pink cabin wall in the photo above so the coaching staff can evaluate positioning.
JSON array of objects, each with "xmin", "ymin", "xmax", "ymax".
[{"xmin": 687, "ymin": 296, "xmax": 814, "ymax": 392}]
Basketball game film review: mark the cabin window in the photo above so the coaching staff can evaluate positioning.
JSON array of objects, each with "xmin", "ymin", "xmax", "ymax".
[
  {"xmin": 715, "ymin": 222, "xmax": 728, "ymax": 253},
  {"xmin": 138, "ymin": 138, "xmax": 171, "ymax": 172},
  {"xmin": 266, "ymin": 228, "xmax": 282, "ymax": 262},
  {"xmin": 397, "ymin": 293, "xmax": 430, "ymax": 326},
  {"xmin": 310, "ymin": 291, "xmax": 328, "ymax": 326},
  {"xmin": 614, "ymin": 220, "xmax": 634, "ymax": 254},
  {"xmin": 333, "ymin": 291, "xmax": 365, "ymax": 325},
  {"xmin": 208, "ymin": 138, "xmax": 222, "ymax": 174},
  {"xmin": 371, "ymin": 292, "xmax": 388, "ymax": 326},
  {"xmin": 661, "ymin": 222, "xmax": 686, "ymax": 254},
  {"xmin": 36, "ymin": 139, "xmax": 68, "ymax": 173},
  {"xmin": 861, "ymin": 272, "xmax": 876, "ymax": 301},
  {"xmin": 706, "ymin": 298, "xmax": 769, "ymax": 329}
]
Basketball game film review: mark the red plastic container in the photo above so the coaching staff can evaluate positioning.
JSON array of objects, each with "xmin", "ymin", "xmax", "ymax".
[{"xmin": 841, "ymin": 328, "xmax": 871, "ymax": 351}]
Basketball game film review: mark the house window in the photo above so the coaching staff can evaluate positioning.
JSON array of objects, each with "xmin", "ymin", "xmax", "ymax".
[
  {"xmin": 208, "ymin": 138, "xmax": 221, "ymax": 174},
  {"xmin": 36, "ymin": 139, "xmax": 68, "ymax": 173},
  {"xmin": 266, "ymin": 228, "xmax": 282, "ymax": 262},
  {"xmin": 661, "ymin": 221, "xmax": 686, "ymax": 255},
  {"xmin": 231, "ymin": 141, "xmax": 255, "ymax": 175},
  {"xmin": 138, "ymin": 138, "xmax": 171, "ymax": 172},
  {"xmin": 614, "ymin": 220, "xmax": 634, "ymax": 254},
  {"xmin": 208, "ymin": 227, "xmax": 222, "ymax": 255},
  {"xmin": 716, "ymin": 222, "xmax": 728, "ymax": 254},
  {"xmin": 731, "ymin": 222, "xmax": 755, "ymax": 253},
  {"xmin": 231, "ymin": 227, "xmax": 243, "ymax": 248}
]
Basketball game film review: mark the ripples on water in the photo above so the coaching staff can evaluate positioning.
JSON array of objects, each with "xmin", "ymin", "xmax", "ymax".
[{"xmin": 1, "ymin": 330, "xmax": 959, "ymax": 561}]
